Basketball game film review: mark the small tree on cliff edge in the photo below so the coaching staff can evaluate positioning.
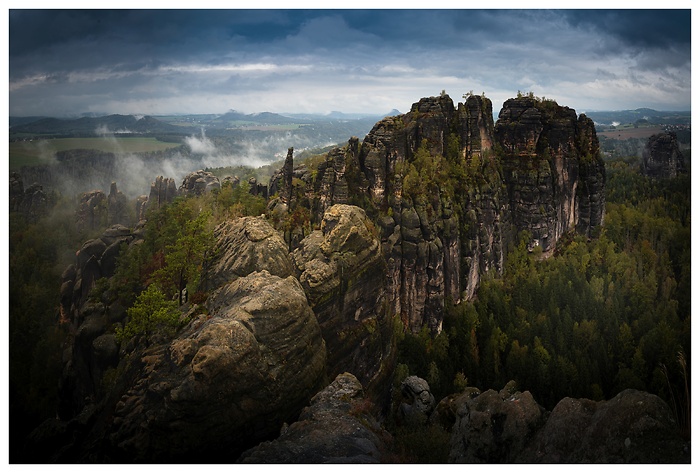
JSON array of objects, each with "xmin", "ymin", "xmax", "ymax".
[{"xmin": 115, "ymin": 283, "xmax": 180, "ymax": 344}]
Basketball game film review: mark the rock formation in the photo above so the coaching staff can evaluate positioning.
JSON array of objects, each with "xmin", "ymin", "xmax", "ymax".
[
  {"xmin": 398, "ymin": 376, "xmax": 436, "ymax": 424},
  {"xmin": 103, "ymin": 270, "xmax": 326, "ymax": 462},
  {"xmin": 179, "ymin": 169, "xmax": 221, "ymax": 196},
  {"xmin": 278, "ymin": 94, "xmax": 605, "ymax": 333},
  {"xmin": 446, "ymin": 381, "xmax": 688, "ymax": 463},
  {"xmin": 138, "ymin": 175, "xmax": 177, "ymax": 219},
  {"xmin": 239, "ymin": 373, "xmax": 391, "ymax": 463},
  {"xmin": 641, "ymin": 132, "xmax": 686, "ymax": 178},
  {"xmin": 292, "ymin": 204, "xmax": 395, "ymax": 399}
]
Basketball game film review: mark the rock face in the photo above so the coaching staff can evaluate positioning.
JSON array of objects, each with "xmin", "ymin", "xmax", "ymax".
[
  {"xmin": 138, "ymin": 175, "xmax": 177, "ymax": 219},
  {"xmin": 641, "ymin": 132, "xmax": 685, "ymax": 178},
  {"xmin": 239, "ymin": 373, "xmax": 391, "ymax": 463},
  {"xmin": 518, "ymin": 389, "xmax": 689, "ymax": 463},
  {"xmin": 280, "ymin": 94, "xmax": 605, "ymax": 333},
  {"xmin": 292, "ymin": 204, "xmax": 395, "ymax": 399},
  {"xmin": 104, "ymin": 270, "xmax": 326, "ymax": 462},
  {"xmin": 495, "ymin": 97, "xmax": 606, "ymax": 250},
  {"xmin": 57, "ymin": 224, "xmax": 138, "ymax": 418},
  {"xmin": 446, "ymin": 381, "xmax": 689, "ymax": 463}
]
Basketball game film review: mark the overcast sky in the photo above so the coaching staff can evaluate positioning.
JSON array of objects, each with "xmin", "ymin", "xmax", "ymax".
[{"xmin": 6, "ymin": 5, "xmax": 693, "ymax": 117}]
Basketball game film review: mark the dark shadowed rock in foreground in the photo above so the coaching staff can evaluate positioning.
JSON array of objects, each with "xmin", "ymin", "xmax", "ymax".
[
  {"xmin": 239, "ymin": 373, "xmax": 391, "ymax": 463},
  {"xmin": 447, "ymin": 381, "xmax": 689, "ymax": 463},
  {"xmin": 517, "ymin": 389, "xmax": 689, "ymax": 463}
]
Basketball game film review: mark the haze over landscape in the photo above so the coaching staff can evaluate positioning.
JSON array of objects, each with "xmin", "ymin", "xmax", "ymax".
[{"xmin": 7, "ymin": 6, "xmax": 691, "ymax": 118}]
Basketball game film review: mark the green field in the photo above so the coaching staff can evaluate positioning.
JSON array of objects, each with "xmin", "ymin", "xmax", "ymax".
[{"xmin": 9, "ymin": 136, "xmax": 183, "ymax": 169}]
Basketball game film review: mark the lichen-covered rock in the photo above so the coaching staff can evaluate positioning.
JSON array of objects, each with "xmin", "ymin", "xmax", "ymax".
[
  {"xmin": 239, "ymin": 373, "xmax": 391, "ymax": 463},
  {"xmin": 204, "ymin": 216, "xmax": 294, "ymax": 290},
  {"xmin": 641, "ymin": 132, "xmax": 686, "ymax": 179},
  {"xmin": 293, "ymin": 204, "xmax": 394, "ymax": 400},
  {"xmin": 104, "ymin": 271, "xmax": 326, "ymax": 462}
]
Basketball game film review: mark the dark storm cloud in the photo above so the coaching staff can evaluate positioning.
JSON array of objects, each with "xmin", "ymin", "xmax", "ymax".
[{"xmin": 8, "ymin": 8, "xmax": 692, "ymax": 117}]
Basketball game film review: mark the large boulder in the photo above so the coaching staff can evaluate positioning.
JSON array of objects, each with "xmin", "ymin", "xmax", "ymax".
[
  {"xmin": 239, "ymin": 373, "xmax": 391, "ymax": 463},
  {"xmin": 292, "ymin": 204, "xmax": 395, "ymax": 400},
  {"xmin": 204, "ymin": 216, "xmax": 294, "ymax": 290},
  {"xmin": 105, "ymin": 271, "xmax": 326, "ymax": 462}
]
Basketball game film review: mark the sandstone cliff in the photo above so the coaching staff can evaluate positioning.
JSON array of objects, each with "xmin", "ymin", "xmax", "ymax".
[{"xmin": 272, "ymin": 93, "xmax": 605, "ymax": 333}]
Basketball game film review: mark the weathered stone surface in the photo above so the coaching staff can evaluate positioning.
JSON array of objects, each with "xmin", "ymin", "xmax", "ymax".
[
  {"xmin": 292, "ymin": 204, "xmax": 394, "ymax": 399},
  {"xmin": 641, "ymin": 132, "xmax": 686, "ymax": 179},
  {"xmin": 76, "ymin": 190, "xmax": 107, "ymax": 234},
  {"xmin": 398, "ymin": 376, "xmax": 435, "ymax": 424},
  {"xmin": 448, "ymin": 382, "xmax": 546, "ymax": 463},
  {"xmin": 517, "ymin": 389, "xmax": 689, "ymax": 463},
  {"xmin": 107, "ymin": 182, "xmax": 130, "ymax": 226},
  {"xmin": 239, "ymin": 373, "xmax": 391, "ymax": 463},
  {"xmin": 204, "ymin": 216, "xmax": 294, "ymax": 290},
  {"xmin": 496, "ymin": 97, "xmax": 606, "ymax": 251},
  {"xmin": 102, "ymin": 271, "xmax": 326, "ymax": 462},
  {"xmin": 444, "ymin": 382, "xmax": 689, "ymax": 463}
]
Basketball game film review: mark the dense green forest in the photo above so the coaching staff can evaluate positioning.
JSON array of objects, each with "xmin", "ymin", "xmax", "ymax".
[
  {"xmin": 397, "ymin": 154, "xmax": 691, "ymax": 437},
  {"xmin": 8, "ymin": 147, "xmax": 692, "ymax": 454}
]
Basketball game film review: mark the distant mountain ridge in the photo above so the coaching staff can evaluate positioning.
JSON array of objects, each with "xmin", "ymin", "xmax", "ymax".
[
  {"xmin": 10, "ymin": 114, "xmax": 185, "ymax": 135},
  {"xmin": 583, "ymin": 108, "xmax": 690, "ymax": 126}
]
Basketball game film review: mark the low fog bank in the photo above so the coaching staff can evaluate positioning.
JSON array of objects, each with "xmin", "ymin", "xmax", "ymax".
[{"xmin": 15, "ymin": 128, "xmax": 336, "ymax": 201}]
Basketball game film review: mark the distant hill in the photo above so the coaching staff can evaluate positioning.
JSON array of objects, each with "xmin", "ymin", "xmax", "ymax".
[
  {"xmin": 10, "ymin": 114, "xmax": 186, "ymax": 136},
  {"xmin": 584, "ymin": 108, "xmax": 690, "ymax": 126}
]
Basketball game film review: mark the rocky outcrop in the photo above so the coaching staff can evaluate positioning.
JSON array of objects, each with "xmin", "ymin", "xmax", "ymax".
[
  {"xmin": 102, "ymin": 270, "xmax": 326, "ymax": 462},
  {"xmin": 138, "ymin": 175, "xmax": 177, "ymax": 219},
  {"xmin": 239, "ymin": 372, "xmax": 391, "ymax": 463},
  {"xmin": 203, "ymin": 216, "xmax": 295, "ymax": 290},
  {"xmin": 398, "ymin": 376, "xmax": 436, "ymax": 424},
  {"xmin": 641, "ymin": 132, "xmax": 686, "ymax": 178},
  {"xmin": 448, "ymin": 381, "xmax": 546, "ymax": 463},
  {"xmin": 496, "ymin": 97, "xmax": 606, "ymax": 249},
  {"xmin": 106, "ymin": 182, "xmax": 129, "ymax": 226},
  {"xmin": 75, "ymin": 190, "xmax": 108, "ymax": 234},
  {"xmin": 518, "ymin": 389, "xmax": 689, "ymax": 463},
  {"xmin": 280, "ymin": 93, "xmax": 604, "ymax": 334},
  {"xmin": 292, "ymin": 204, "xmax": 394, "ymax": 400},
  {"xmin": 58, "ymin": 224, "xmax": 137, "ymax": 418},
  {"xmin": 446, "ymin": 381, "xmax": 689, "ymax": 463},
  {"xmin": 179, "ymin": 169, "xmax": 221, "ymax": 196}
]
